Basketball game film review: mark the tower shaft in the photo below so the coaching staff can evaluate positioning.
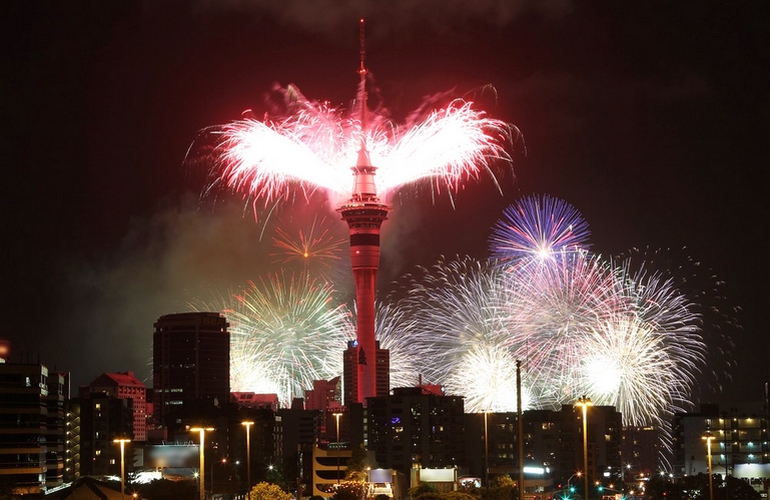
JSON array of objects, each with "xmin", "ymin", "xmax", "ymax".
[{"xmin": 338, "ymin": 161, "xmax": 388, "ymax": 404}]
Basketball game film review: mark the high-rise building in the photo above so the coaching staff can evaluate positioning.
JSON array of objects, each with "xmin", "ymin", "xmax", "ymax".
[
  {"xmin": 85, "ymin": 372, "xmax": 147, "ymax": 442},
  {"xmin": 622, "ymin": 425, "xmax": 661, "ymax": 477},
  {"xmin": 0, "ymin": 361, "xmax": 66, "ymax": 496},
  {"xmin": 278, "ymin": 400, "xmax": 321, "ymax": 496},
  {"xmin": 305, "ymin": 377, "xmax": 341, "ymax": 412},
  {"xmin": 64, "ymin": 399, "xmax": 81, "ymax": 482},
  {"xmin": 342, "ymin": 341, "xmax": 389, "ymax": 407},
  {"xmin": 78, "ymin": 393, "xmax": 133, "ymax": 477},
  {"xmin": 557, "ymin": 404, "xmax": 622, "ymax": 489},
  {"xmin": 152, "ymin": 312, "xmax": 230, "ymax": 432},
  {"xmin": 367, "ymin": 387, "xmax": 465, "ymax": 482},
  {"xmin": 45, "ymin": 371, "xmax": 68, "ymax": 488}
]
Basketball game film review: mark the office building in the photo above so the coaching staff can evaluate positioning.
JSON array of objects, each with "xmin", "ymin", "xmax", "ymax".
[
  {"xmin": 463, "ymin": 406, "xmax": 622, "ymax": 493},
  {"xmin": 0, "ymin": 362, "xmax": 66, "ymax": 496},
  {"xmin": 85, "ymin": 371, "xmax": 147, "ymax": 442},
  {"xmin": 78, "ymin": 393, "xmax": 134, "ymax": 477},
  {"xmin": 152, "ymin": 312, "xmax": 230, "ymax": 434},
  {"xmin": 367, "ymin": 387, "xmax": 465, "ymax": 483}
]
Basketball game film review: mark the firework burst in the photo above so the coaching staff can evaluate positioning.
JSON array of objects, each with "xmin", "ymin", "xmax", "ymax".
[
  {"xmin": 489, "ymin": 194, "xmax": 591, "ymax": 267},
  {"xmin": 270, "ymin": 212, "xmax": 349, "ymax": 284},
  {"xmin": 373, "ymin": 301, "xmax": 421, "ymax": 390},
  {"xmin": 194, "ymin": 271, "xmax": 355, "ymax": 408},
  {"xmin": 613, "ymin": 246, "xmax": 739, "ymax": 399},
  {"xmin": 388, "ymin": 256, "xmax": 530, "ymax": 412},
  {"xmin": 580, "ymin": 314, "xmax": 695, "ymax": 428},
  {"xmin": 189, "ymin": 83, "xmax": 515, "ymax": 206}
]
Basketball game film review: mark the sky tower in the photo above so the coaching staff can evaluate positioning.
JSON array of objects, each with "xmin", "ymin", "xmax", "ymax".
[{"xmin": 338, "ymin": 19, "xmax": 389, "ymax": 404}]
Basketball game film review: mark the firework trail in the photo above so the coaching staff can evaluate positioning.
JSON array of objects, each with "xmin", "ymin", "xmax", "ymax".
[
  {"xmin": 489, "ymin": 194, "xmax": 591, "ymax": 266},
  {"xmin": 192, "ymin": 271, "xmax": 355, "ymax": 408}
]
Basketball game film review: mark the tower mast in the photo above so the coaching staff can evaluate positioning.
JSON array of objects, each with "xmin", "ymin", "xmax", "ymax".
[{"xmin": 338, "ymin": 19, "xmax": 389, "ymax": 404}]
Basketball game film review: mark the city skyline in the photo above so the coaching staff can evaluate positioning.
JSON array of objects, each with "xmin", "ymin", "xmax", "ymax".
[{"xmin": 1, "ymin": 2, "xmax": 767, "ymax": 407}]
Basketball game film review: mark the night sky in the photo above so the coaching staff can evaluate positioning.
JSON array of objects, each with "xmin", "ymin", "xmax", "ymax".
[{"xmin": 2, "ymin": 1, "xmax": 768, "ymax": 404}]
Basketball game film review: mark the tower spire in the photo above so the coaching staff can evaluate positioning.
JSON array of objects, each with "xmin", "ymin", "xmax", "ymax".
[{"xmin": 357, "ymin": 18, "xmax": 369, "ymax": 165}]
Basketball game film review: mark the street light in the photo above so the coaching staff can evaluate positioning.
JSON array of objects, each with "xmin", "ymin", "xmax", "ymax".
[
  {"xmin": 703, "ymin": 432, "xmax": 715, "ymax": 500},
  {"xmin": 190, "ymin": 427, "xmax": 214, "ymax": 500},
  {"xmin": 566, "ymin": 471, "xmax": 582, "ymax": 493},
  {"xmin": 114, "ymin": 438, "xmax": 131, "ymax": 500},
  {"xmin": 575, "ymin": 396, "xmax": 592, "ymax": 500},
  {"xmin": 484, "ymin": 410, "xmax": 489, "ymax": 489},
  {"xmin": 241, "ymin": 421, "xmax": 254, "ymax": 492},
  {"xmin": 333, "ymin": 412, "xmax": 342, "ymax": 483}
]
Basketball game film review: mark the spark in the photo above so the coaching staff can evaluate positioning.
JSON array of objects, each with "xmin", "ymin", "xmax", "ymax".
[{"xmin": 581, "ymin": 314, "xmax": 696, "ymax": 428}]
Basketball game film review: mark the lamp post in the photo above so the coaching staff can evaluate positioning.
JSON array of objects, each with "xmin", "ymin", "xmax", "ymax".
[
  {"xmin": 241, "ymin": 421, "xmax": 254, "ymax": 492},
  {"xmin": 703, "ymin": 432, "xmax": 715, "ymax": 500},
  {"xmin": 333, "ymin": 412, "xmax": 342, "ymax": 483},
  {"xmin": 483, "ymin": 410, "xmax": 490, "ymax": 489},
  {"xmin": 114, "ymin": 438, "xmax": 131, "ymax": 500},
  {"xmin": 575, "ymin": 397, "xmax": 592, "ymax": 500},
  {"xmin": 190, "ymin": 427, "xmax": 214, "ymax": 500}
]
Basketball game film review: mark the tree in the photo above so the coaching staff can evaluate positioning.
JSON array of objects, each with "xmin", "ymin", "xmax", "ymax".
[
  {"xmin": 332, "ymin": 479, "xmax": 367, "ymax": 500},
  {"xmin": 345, "ymin": 443, "xmax": 370, "ymax": 481},
  {"xmin": 413, "ymin": 493, "xmax": 443, "ymax": 500},
  {"xmin": 717, "ymin": 476, "xmax": 761, "ymax": 500},
  {"xmin": 443, "ymin": 491, "xmax": 479, "ymax": 500},
  {"xmin": 409, "ymin": 482, "xmax": 438, "ymax": 499},
  {"xmin": 484, "ymin": 475, "xmax": 515, "ymax": 500},
  {"xmin": 248, "ymin": 481, "xmax": 293, "ymax": 500}
]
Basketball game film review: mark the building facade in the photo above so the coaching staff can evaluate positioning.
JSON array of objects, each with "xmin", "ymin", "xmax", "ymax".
[
  {"xmin": 673, "ymin": 403, "xmax": 770, "ymax": 479},
  {"xmin": 462, "ymin": 405, "xmax": 623, "ymax": 494},
  {"xmin": 343, "ymin": 341, "xmax": 389, "ymax": 407},
  {"xmin": 86, "ymin": 372, "xmax": 147, "ymax": 442},
  {"xmin": 78, "ymin": 393, "xmax": 134, "ymax": 477},
  {"xmin": 0, "ymin": 362, "xmax": 67, "ymax": 496},
  {"xmin": 152, "ymin": 312, "xmax": 230, "ymax": 435},
  {"xmin": 367, "ymin": 387, "xmax": 465, "ymax": 483}
]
